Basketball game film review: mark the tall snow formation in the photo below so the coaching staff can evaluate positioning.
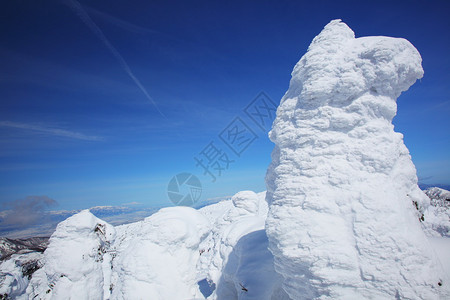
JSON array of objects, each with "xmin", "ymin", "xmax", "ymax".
[{"xmin": 265, "ymin": 19, "xmax": 448, "ymax": 299}]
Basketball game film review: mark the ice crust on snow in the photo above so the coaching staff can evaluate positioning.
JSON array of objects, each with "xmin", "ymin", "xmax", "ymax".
[{"xmin": 265, "ymin": 19, "xmax": 448, "ymax": 299}]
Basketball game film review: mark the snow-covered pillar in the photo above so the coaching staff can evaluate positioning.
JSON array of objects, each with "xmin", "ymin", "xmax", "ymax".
[{"xmin": 265, "ymin": 19, "xmax": 447, "ymax": 299}]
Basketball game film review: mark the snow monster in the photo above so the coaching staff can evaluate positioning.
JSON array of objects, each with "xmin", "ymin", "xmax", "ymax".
[{"xmin": 265, "ymin": 19, "xmax": 448, "ymax": 299}]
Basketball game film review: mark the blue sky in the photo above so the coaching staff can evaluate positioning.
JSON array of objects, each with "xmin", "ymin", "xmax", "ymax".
[{"xmin": 0, "ymin": 0, "xmax": 449, "ymax": 211}]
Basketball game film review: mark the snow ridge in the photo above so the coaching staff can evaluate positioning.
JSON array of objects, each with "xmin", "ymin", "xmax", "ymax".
[
  {"xmin": 4, "ymin": 191, "xmax": 284, "ymax": 299},
  {"xmin": 265, "ymin": 19, "xmax": 448, "ymax": 299},
  {"xmin": 0, "ymin": 187, "xmax": 448, "ymax": 299}
]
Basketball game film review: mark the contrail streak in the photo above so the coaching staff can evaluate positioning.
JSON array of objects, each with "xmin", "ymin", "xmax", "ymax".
[{"xmin": 64, "ymin": 0, "xmax": 165, "ymax": 117}]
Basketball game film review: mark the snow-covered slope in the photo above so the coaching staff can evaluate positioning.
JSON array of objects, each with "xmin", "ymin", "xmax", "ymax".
[
  {"xmin": 1, "ymin": 191, "xmax": 282, "ymax": 299},
  {"xmin": 0, "ymin": 251, "xmax": 42, "ymax": 298},
  {"xmin": 1, "ymin": 188, "xmax": 448, "ymax": 299},
  {"xmin": 425, "ymin": 187, "xmax": 450, "ymax": 207},
  {"xmin": 265, "ymin": 19, "xmax": 448, "ymax": 299},
  {"xmin": 0, "ymin": 237, "xmax": 48, "ymax": 260},
  {"xmin": 422, "ymin": 187, "xmax": 450, "ymax": 237}
]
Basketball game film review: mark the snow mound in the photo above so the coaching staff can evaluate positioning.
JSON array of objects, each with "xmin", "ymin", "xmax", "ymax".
[
  {"xmin": 265, "ymin": 19, "xmax": 448, "ymax": 299},
  {"xmin": 26, "ymin": 210, "xmax": 116, "ymax": 299},
  {"xmin": 231, "ymin": 191, "xmax": 260, "ymax": 214},
  {"xmin": 110, "ymin": 206, "xmax": 210, "ymax": 299}
]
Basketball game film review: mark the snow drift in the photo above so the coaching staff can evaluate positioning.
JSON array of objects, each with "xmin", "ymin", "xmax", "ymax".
[
  {"xmin": 265, "ymin": 19, "xmax": 448, "ymax": 299},
  {"xmin": 198, "ymin": 191, "xmax": 288, "ymax": 300}
]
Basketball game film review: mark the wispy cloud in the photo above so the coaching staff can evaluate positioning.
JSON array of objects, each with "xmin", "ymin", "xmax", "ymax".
[
  {"xmin": 429, "ymin": 100, "xmax": 450, "ymax": 111},
  {"xmin": 0, "ymin": 121, "xmax": 104, "ymax": 141},
  {"xmin": 64, "ymin": 0, "xmax": 165, "ymax": 117}
]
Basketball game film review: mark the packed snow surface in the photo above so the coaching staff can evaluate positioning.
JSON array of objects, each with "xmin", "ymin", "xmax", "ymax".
[{"xmin": 265, "ymin": 19, "xmax": 448, "ymax": 299}]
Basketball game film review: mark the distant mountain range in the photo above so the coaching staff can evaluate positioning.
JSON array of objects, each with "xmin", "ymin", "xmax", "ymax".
[
  {"xmin": 0, "ymin": 237, "xmax": 48, "ymax": 261},
  {"xmin": 418, "ymin": 183, "xmax": 450, "ymax": 191}
]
